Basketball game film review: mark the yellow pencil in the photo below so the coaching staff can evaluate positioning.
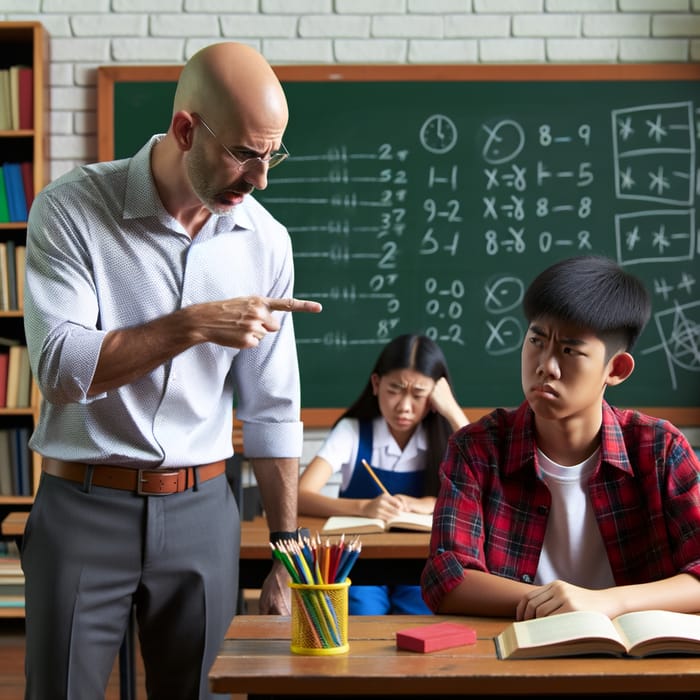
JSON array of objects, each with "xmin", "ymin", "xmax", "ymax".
[{"xmin": 361, "ymin": 459, "xmax": 391, "ymax": 496}]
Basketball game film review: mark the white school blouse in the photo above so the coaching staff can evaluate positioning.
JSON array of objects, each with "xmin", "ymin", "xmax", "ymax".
[{"xmin": 316, "ymin": 416, "xmax": 428, "ymax": 492}]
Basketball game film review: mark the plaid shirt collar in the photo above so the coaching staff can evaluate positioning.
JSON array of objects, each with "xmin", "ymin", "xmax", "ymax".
[{"xmin": 503, "ymin": 400, "xmax": 635, "ymax": 478}]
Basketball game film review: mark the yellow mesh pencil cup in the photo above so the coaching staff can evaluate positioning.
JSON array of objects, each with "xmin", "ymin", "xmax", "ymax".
[{"xmin": 289, "ymin": 579, "xmax": 350, "ymax": 655}]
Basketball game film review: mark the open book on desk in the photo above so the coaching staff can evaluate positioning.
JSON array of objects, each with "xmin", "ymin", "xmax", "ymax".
[
  {"xmin": 321, "ymin": 512, "xmax": 432, "ymax": 535},
  {"xmin": 495, "ymin": 609, "xmax": 700, "ymax": 659}
]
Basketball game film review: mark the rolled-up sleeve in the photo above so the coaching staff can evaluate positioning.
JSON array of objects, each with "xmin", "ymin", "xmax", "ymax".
[
  {"xmin": 24, "ymin": 178, "xmax": 106, "ymax": 405},
  {"xmin": 421, "ymin": 432, "xmax": 488, "ymax": 612}
]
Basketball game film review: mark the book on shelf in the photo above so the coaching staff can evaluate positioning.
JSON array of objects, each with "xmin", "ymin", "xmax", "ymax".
[
  {"xmin": 0, "ymin": 69, "xmax": 10, "ymax": 131},
  {"xmin": 2, "ymin": 163, "xmax": 27, "ymax": 222},
  {"xmin": 17, "ymin": 66, "xmax": 33, "ymax": 130},
  {"xmin": 9, "ymin": 426, "xmax": 31, "ymax": 496},
  {"xmin": 495, "ymin": 609, "xmax": 700, "ymax": 660},
  {"xmin": 0, "ymin": 351, "xmax": 8, "ymax": 409},
  {"xmin": 14, "ymin": 244, "xmax": 26, "ymax": 310},
  {"xmin": 20, "ymin": 161, "xmax": 34, "ymax": 211},
  {"xmin": 0, "ymin": 243, "xmax": 8, "ymax": 311},
  {"xmin": 15, "ymin": 345, "xmax": 31, "ymax": 408},
  {"xmin": 0, "ymin": 166, "xmax": 9, "ymax": 223},
  {"xmin": 0, "ymin": 582, "xmax": 25, "ymax": 610},
  {"xmin": 0, "ymin": 551, "xmax": 23, "ymax": 584},
  {"xmin": 0, "ymin": 428, "xmax": 12, "ymax": 494},
  {"xmin": 0, "ymin": 570, "xmax": 23, "ymax": 584},
  {"xmin": 0, "ymin": 540, "xmax": 19, "ymax": 557},
  {"xmin": 8, "ymin": 66, "xmax": 20, "ymax": 131},
  {"xmin": 5, "ymin": 239, "xmax": 17, "ymax": 310},
  {"xmin": 321, "ymin": 511, "xmax": 433, "ymax": 535},
  {"xmin": 5, "ymin": 344, "xmax": 29, "ymax": 409}
]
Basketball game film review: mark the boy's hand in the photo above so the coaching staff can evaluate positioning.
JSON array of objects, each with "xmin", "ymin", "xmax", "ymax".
[{"xmin": 516, "ymin": 580, "xmax": 617, "ymax": 620}]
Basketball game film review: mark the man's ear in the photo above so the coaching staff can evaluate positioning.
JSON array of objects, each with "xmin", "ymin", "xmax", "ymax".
[
  {"xmin": 606, "ymin": 351, "xmax": 635, "ymax": 387},
  {"xmin": 171, "ymin": 111, "xmax": 195, "ymax": 151}
]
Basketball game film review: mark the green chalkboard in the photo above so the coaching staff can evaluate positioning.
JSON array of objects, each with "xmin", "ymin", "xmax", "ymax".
[{"xmin": 98, "ymin": 64, "xmax": 700, "ymax": 422}]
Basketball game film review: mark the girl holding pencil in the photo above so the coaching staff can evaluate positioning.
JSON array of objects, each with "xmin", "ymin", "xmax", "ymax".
[{"xmin": 298, "ymin": 334, "xmax": 468, "ymax": 615}]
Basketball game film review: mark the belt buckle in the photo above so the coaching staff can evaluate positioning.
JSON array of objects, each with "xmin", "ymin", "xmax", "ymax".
[{"xmin": 137, "ymin": 469, "xmax": 179, "ymax": 496}]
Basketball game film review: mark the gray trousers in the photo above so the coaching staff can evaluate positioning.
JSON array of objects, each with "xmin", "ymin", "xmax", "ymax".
[{"xmin": 22, "ymin": 469, "xmax": 240, "ymax": 700}]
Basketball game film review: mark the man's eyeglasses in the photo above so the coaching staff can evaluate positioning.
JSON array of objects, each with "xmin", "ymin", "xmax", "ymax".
[{"xmin": 193, "ymin": 113, "xmax": 289, "ymax": 170}]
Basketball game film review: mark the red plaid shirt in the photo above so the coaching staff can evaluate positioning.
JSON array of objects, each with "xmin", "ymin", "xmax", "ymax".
[{"xmin": 421, "ymin": 400, "xmax": 700, "ymax": 612}]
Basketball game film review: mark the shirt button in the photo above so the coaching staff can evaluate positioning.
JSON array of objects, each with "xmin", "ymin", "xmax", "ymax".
[
  {"xmin": 521, "ymin": 574, "xmax": 533, "ymax": 583},
  {"xmin": 537, "ymin": 505, "xmax": 549, "ymax": 515}
]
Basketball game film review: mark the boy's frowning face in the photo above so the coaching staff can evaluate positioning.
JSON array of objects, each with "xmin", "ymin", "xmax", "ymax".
[{"xmin": 520, "ymin": 318, "xmax": 618, "ymax": 424}]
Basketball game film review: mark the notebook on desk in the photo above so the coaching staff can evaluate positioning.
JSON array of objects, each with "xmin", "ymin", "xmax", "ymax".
[{"xmin": 321, "ymin": 512, "xmax": 432, "ymax": 535}]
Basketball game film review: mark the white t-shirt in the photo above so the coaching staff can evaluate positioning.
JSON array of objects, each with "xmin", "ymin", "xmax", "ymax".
[
  {"xmin": 316, "ymin": 416, "xmax": 428, "ymax": 492},
  {"xmin": 534, "ymin": 448, "xmax": 615, "ymax": 589}
]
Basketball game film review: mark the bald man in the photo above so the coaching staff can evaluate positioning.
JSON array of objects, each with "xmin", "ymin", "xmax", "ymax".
[{"xmin": 22, "ymin": 42, "xmax": 321, "ymax": 699}]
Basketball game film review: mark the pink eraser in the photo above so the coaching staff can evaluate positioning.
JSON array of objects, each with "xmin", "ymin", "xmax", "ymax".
[{"xmin": 396, "ymin": 621, "xmax": 477, "ymax": 653}]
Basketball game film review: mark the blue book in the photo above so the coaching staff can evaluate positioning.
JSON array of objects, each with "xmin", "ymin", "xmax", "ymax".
[
  {"xmin": 2, "ymin": 163, "xmax": 27, "ymax": 222},
  {"xmin": 10, "ymin": 427, "xmax": 30, "ymax": 496}
]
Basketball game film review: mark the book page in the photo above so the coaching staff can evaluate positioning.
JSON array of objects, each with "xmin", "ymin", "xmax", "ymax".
[
  {"xmin": 513, "ymin": 610, "xmax": 622, "ymax": 649},
  {"xmin": 321, "ymin": 516, "xmax": 386, "ymax": 534},
  {"xmin": 389, "ymin": 511, "xmax": 432, "ymax": 531},
  {"xmin": 614, "ymin": 610, "xmax": 700, "ymax": 655}
]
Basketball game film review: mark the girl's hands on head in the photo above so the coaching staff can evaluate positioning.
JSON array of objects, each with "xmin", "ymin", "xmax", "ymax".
[{"xmin": 429, "ymin": 377, "xmax": 468, "ymax": 431}]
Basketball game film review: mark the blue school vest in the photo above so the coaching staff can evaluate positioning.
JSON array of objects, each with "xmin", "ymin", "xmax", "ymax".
[{"xmin": 338, "ymin": 420, "xmax": 424, "ymax": 499}]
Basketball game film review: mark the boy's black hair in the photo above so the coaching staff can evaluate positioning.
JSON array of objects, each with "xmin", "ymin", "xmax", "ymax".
[
  {"xmin": 337, "ymin": 334, "xmax": 455, "ymax": 497},
  {"xmin": 522, "ymin": 255, "xmax": 651, "ymax": 353}
]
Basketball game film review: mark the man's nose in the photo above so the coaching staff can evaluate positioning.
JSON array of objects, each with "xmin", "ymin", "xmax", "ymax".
[{"xmin": 243, "ymin": 160, "xmax": 269, "ymax": 190}]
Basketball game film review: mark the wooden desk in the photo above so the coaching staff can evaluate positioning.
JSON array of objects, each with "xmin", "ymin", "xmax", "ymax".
[
  {"xmin": 240, "ymin": 516, "xmax": 429, "ymax": 588},
  {"xmin": 210, "ymin": 614, "xmax": 700, "ymax": 697}
]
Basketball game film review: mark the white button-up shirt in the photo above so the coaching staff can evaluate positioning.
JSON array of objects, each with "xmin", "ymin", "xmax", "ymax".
[{"xmin": 24, "ymin": 136, "xmax": 303, "ymax": 466}]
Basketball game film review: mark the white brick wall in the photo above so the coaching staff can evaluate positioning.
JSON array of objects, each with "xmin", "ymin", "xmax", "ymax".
[
  {"xmin": 583, "ymin": 13, "xmax": 650, "ymax": 37},
  {"xmin": 0, "ymin": 3, "xmax": 693, "ymax": 177},
  {"xmin": 0, "ymin": 3, "xmax": 697, "ymax": 438}
]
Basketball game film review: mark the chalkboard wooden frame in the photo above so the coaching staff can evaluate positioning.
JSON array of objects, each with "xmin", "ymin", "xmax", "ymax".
[{"xmin": 97, "ymin": 63, "xmax": 700, "ymax": 427}]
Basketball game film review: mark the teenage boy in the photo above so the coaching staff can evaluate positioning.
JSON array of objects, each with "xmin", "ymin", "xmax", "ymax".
[{"xmin": 421, "ymin": 255, "xmax": 700, "ymax": 620}]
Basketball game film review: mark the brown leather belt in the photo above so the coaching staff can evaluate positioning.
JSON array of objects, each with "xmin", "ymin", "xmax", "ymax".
[{"xmin": 42, "ymin": 458, "xmax": 226, "ymax": 495}]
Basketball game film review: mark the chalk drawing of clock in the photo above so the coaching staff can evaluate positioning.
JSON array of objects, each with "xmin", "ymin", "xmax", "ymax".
[{"xmin": 420, "ymin": 114, "xmax": 458, "ymax": 154}]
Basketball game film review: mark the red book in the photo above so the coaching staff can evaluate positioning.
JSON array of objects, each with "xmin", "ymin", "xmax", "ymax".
[
  {"xmin": 20, "ymin": 161, "xmax": 34, "ymax": 211},
  {"xmin": 396, "ymin": 621, "xmax": 477, "ymax": 653},
  {"xmin": 0, "ymin": 351, "xmax": 9, "ymax": 408},
  {"xmin": 18, "ymin": 66, "xmax": 33, "ymax": 130}
]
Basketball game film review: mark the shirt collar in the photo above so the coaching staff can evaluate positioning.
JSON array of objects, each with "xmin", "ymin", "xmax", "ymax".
[
  {"xmin": 123, "ymin": 135, "xmax": 255, "ymax": 234},
  {"xmin": 503, "ymin": 399, "xmax": 633, "ymax": 477},
  {"xmin": 503, "ymin": 402, "xmax": 537, "ymax": 476},
  {"xmin": 372, "ymin": 415, "xmax": 428, "ymax": 459},
  {"xmin": 598, "ymin": 400, "xmax": 635, "ymax": 475}
]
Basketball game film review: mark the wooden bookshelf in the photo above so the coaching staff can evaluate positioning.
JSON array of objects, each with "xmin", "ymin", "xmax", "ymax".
[{"xmin": 0, "ymin": 21, "xmax": 48, "ymax": 505}]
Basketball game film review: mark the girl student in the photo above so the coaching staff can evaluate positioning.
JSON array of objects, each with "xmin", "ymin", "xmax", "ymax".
[{"xmin": 298, "ymin": 334, "xmax": 468, "ymax": 614}]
